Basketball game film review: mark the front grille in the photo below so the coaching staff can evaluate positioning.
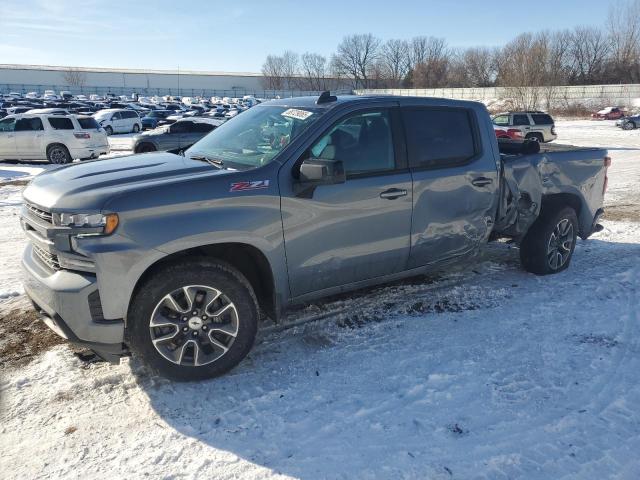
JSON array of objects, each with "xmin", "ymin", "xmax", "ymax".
[
  {"xmin": 32, "ymin": 244, "xmax": 61, "ymax": 271},
  {"xmin": 26, "ymin": 203, "xmax": 53, "ymax": 224}
]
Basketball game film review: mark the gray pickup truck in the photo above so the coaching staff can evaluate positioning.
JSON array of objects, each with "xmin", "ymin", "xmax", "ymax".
[{"xmin": 20, "ymin": 93, "xmax": 609, "ymax": 380}]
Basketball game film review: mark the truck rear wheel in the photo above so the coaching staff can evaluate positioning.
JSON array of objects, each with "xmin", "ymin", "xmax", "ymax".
[
  {"xmin": 127, "ymin": 260, "xmax": 258, "ymax": 381},
  {"xmin": 519, "ymin": 206, "xmax": 578, "ymax": 275}
]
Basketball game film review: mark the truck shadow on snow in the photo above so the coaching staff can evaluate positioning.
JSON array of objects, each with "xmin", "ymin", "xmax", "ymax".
[{"xmin": 132, "ymin": 236, "xmax": 639, "ymax": 479}]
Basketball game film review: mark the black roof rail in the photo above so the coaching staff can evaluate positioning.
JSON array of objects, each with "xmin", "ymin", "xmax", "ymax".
[{"xmin": 316, "ymin": 91, "xmax": 337, "ymax": 104}]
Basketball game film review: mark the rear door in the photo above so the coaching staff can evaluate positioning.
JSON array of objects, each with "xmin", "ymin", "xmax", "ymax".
[
  {"xmin": 0, "ymin": 117, "xmax": 17, "ymax": 158},
  {"xmin": 14, "ymin": 117, "xmax": 45, "ymax": 158},
  {"xmin": 401, "ymin": 104, "xmax": 499, "ymax": 268},
  {"xmin": 182, "ymin": 122, "xmax": 215, "ymax": 149},
  {"xmin": 111, "ymin": 112, "xmax": 124, "ymax": 132},
  {"xmin": 280, "ymin": 104, "xmax": 413, "ymax": 297},
  {"xmin": 512, "ymin": 113, "xmax": 532, "ymax": 136}
]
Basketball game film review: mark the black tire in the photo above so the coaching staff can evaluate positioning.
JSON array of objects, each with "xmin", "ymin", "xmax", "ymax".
[
  {"xmin": 105, "ymin": 125, "xmax": 113, "ymax": 136},
  {"xmin": 520, "ymin": 206, "xmax": 578, "ymax": 275},
  {"xmin": 127, "ymin": 260, "xmax": 258, "ymax": 381},
  {"xmin": 526, "ymin": 132, "xmax": 544, "ymax": 143},
  {"xmin": 622, "ymin": 121, "xmax": 636, "ymax": 130},
  {"xmin": 132, "ymin": 123, "xmax": 140, "ymax": 133},
  {"xmin": 136, "ymin": 143, "xmax": 156, "ymax": 153},
  {"xmin": 46, "ymin": 144, "xmax": 72, "ymax": 164}
]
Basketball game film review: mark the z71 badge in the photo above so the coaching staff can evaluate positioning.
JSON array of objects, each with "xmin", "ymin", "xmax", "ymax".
[{"xmin": 229, "ymin": 180, "xmax": 270, "ymax": 192}]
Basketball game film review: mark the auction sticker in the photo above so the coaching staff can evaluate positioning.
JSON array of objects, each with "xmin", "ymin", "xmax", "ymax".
[{"xmin": 281, "ymin": 108, "xmax": 313, "ymax": 120}]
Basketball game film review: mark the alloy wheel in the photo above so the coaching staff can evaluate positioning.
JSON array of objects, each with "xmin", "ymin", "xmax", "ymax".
[
  {"xmin": 547, "ymin": 219, "xmax": 574, "ymax": 270},
  {"xmin": 149, "ymin": 285, "xmax": 239, "ymax": 366}
]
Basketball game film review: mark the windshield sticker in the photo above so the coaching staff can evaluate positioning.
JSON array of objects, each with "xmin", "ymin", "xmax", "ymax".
[
  {"xmin": 230, "ymin": 180, "xmax": 270, "ymax": 192},
  {"xmin": 281, "ymin": 108, "xmax": 313, "ymax": 120}
]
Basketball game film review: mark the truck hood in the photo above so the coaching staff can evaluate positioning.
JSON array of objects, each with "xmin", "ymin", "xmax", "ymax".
[{"xmin": 23, "ymin": 152, "xmax": 232, "ymax": 211}]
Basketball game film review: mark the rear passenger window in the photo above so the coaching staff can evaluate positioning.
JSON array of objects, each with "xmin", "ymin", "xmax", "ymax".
[
  {"xmin": 402, "ymin": 108, "xmax": 477, "ymax": 169},
  {"xmin": 513, "ymin": 114, "xmax": 530, "ymax": 126},
  {"xmin": 15, "ymin": 118, "xmax": 44, "ymax": 131},
  {"xmin": 47, "ymin": 117, "xmax": 74, "ymax": 130},
  {"xmin": 492, "ymin": 115, "xmax": 509, "ymax": 126},
  {"xmin": 192, "ymin": 123, "xmax": 215, "ymax": 133},
  {"xmin": 531, "ymin": 114, "xmax": 553, "ymax": 125}
]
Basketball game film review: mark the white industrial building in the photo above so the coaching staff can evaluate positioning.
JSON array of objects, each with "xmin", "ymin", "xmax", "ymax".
[{"xmin": 0, "ymin": 63, "xmax": 269, "ymax": 97}]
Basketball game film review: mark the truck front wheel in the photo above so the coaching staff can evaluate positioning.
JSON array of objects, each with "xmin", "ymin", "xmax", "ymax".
[
  {"xmin": 519, "ymin": 206, "xmax": 578, "ymax": 275},
  {"xmin": 127, "ymin": 260, "xmax": 258, "ymax": 381}
]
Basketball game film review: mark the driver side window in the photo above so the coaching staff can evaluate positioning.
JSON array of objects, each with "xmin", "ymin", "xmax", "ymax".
[{"xmin": 309, "ymin": 109, "xmax": 395, "ymax": 176}]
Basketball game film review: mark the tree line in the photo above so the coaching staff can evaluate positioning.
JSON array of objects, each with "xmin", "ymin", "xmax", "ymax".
[{"xmin": 261, "ymin": 0, "xmax": 640, "ymax": 91}]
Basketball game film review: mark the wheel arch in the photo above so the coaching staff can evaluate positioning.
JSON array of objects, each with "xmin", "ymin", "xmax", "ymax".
[
  {"xmin": 128, "ymin": 242, "xmax": 278, "ymax": 323},
  {"xmin": 540, "ymin": 192, "xmax": 587, "ymax": 236}
]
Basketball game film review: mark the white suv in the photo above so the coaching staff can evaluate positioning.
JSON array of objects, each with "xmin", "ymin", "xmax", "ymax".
[
  {"xmin": 492, "ymin": 111, "xmax": 557, "ymax": 142},
  {"xmin": 93, "ymin": 109, "xmax": 142, "ymax": 135},
  {"xmin": 0, "ymin": 114, "xmax": 109, "ymax": 164}
]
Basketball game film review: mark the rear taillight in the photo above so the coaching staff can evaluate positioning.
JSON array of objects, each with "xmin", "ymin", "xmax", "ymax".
[
  {"xmin": 551, "ymin": 125, "xmax": 556, "ymax": 135},
  {"xmin": 603, "ymin": 155, "xmax": 611, "ymax": 194},
  {"xmin": 507, "ymin": 129, "xmax": 523, "ymax": 139},
  {"xmin": 74, "ymin": 132, "xmax": 90, "ymax": 139}
]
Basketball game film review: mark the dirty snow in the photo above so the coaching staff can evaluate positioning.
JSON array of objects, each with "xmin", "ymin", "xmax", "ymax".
[{"xmin": 1, "ymin": 121, "xmax": 639, "ymax": 479}]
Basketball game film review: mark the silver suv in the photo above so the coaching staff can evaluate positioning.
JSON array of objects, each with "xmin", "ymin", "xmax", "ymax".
[{"xmin": 492, "ymin": 111, "xmax": 557, "ymax": 142}]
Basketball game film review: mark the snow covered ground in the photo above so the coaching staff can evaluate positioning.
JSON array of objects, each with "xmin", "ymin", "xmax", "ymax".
[{"xmin": 1, "ymin": 121, "xmax": 639, "ymax": 479}]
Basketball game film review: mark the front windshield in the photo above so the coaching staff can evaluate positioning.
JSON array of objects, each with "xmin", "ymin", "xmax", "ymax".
[{"xmin": 186, "ymin": 105, "xmax": 323, "ymax": 169}]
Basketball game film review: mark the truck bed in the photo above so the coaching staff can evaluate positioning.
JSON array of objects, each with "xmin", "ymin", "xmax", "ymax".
[{"xmin": 495, "ymin": 142, "xmax": 608, "ymax": 239}]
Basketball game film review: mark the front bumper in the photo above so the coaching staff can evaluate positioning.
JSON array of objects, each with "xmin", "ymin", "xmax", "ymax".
[{"xmin": 22, "ymin": 243, "xmax": 126, "ymax": 362}]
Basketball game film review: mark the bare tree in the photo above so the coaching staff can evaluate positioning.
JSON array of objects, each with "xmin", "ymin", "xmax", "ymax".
[
  {"xmin": 568, "ymin": 26, "xmax": 610, "ymax": 84},
  {"xmin": 261, "ymin": 54, "xmax": 286, "ymax": 90},
  {"xmin": 379, "ymin": 39, "xmax": 410, "ymax": 87},
  {"xmin": 407, "ymin": 37, "xmax": 450, "ymax": 88},
  {"xmin": 61, "ymin": 68, "xmax": 87, "ymax": 88},
  {"xmin": 331, "ymin": 34, "xmax": 381, "ymax": 89},
  {"xmin": 607, "ymin": 0, "xmax": 640, "ymax": 82},
  {"xmin": 281, "ymin": 51, "xmax": 300, "ymax": 89},
  {"xmin": 300, "ymin": 52, "xmax": 329, "ymax": 91},
  {"xmin": 456, "ymin": 47, "xmax": 498, "ymax": 87}
]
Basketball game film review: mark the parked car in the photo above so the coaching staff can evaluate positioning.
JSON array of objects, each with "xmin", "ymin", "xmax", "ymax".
[
  {"xmin": 492, "ymin": 111, "xmax": 557, "ymax": 142},
  {"xmin": 20, "ymin": 94, "xmax": 609, "ymax": 380},
  {"xmin": 615, "ymin": 114, "xmax": 640, "ymax": 130},
  {"xmin": 0, "ymin": 113, "xmax": 109, "ymax": 163},
  {"xmin": 592, "ymin": 107, "xmax": 625, "ymax": 120},
  {"xmin": 93, "ymin": 108, "xmax": 141, "ymax": 135},
  {"xmin": 60, "ymin": 91, "xmax": 73, "ymax": 101},
  {"xmin": 133, "ymin": 117, "xmax": 224, "ymax": 153},
  {"xmin": 141, "ymin": 110, "xmax": 174, "ymax": 130}
]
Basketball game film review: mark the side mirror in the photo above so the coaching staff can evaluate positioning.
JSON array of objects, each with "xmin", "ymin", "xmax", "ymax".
[{"xmin": 298, "ymin": 158, "xmax": 346, "ymax": 185}]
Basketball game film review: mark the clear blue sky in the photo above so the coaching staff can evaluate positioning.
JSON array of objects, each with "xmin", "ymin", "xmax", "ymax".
[{"xmin": 0, "ymin": 0, "xmax": 618, "ymax": 73}]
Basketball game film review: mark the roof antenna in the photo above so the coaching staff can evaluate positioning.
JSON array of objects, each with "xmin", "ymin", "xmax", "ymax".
[{"xmin": 316, "ymin": 91, "xmax": 337, "ymax": 104}]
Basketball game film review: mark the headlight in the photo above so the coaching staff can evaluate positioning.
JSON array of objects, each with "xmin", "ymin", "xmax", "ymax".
[{"xmin": 52, "ymin": 212, "xmax": 119, "ymax": 235}]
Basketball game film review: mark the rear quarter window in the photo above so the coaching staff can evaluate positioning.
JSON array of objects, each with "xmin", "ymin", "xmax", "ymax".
[
  {"xmin": 77, "ymin": 117, "xmax": 100, "ymax": 129},
  {"xmin": 531, "ymin": 114, "xmax": 554, "ymax": 125},
  {"xmin": 47, "ymin": 117, "xmax": 74, "ymax": 130},
  {"xmin": 402, "ymin": 108, "xmax": 478, "ymax": 169}
]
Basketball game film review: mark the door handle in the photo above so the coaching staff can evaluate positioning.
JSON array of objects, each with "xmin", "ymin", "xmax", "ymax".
[
  {"xmin": 471, "ymin": 177, "xmax": 493, "ymax": 187},
  {"xmin": 380, "ymin": 188, "xmax": 408, "ymax": 200}
]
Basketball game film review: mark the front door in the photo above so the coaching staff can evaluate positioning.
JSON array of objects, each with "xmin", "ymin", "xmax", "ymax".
[
  {"xmin": 14, "ymin": 117, "xmax": 45, "ymax": 159},
  {"xmin": 0, "ymin": 117, "xmax": 17, "ymax": 159},
  {"xmin": 280, "ymin": 107, "xmax": 413, "ymax": 298}
]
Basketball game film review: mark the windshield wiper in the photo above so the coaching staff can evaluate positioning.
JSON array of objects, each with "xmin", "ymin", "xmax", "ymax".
[{"xmin": 189, "ymin": 154, "xmax": 225, "ymax": 169}]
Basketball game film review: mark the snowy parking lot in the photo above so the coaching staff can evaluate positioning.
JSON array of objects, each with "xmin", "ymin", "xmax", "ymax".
[{"xmin": 1, "ymin": 120, "xmax": 639, "ymax": 479}]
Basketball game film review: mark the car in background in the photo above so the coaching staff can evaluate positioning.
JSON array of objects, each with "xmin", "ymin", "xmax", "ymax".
[
  {"xmin": 93, "ymin": 108, "xmax": 141, "ymax": 135},
  {"xmin": 6, "ymin": 106, "xmax": 33, "ymax": 115},
  {"xmin": 60, "ymin": 91, "xmax": 73, "ymax": 101},
  {"xmin": 132, "ymin": 117, "xmax": 224, "ymax": 153},
  {"xmin": 592, "ymin": 107, "xmax": 625, "ymax": 120},
  {"xmin": 615, "ymin": 114, "xmax": 640, "ymax": 130},
  {"xmin": 0, "ymin": 113, "xmax": 109, "ymax": 163},
  {"xmin": 494, "ymin": 126, "xmax": 524, "ymax": 140},
  {"xmin": 492, "ymin": 111, "xmax": 557, "ymax": 142},
  {"xmin": 141, "ymin": 110, "xmax": 174, "ymax": 130}
]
